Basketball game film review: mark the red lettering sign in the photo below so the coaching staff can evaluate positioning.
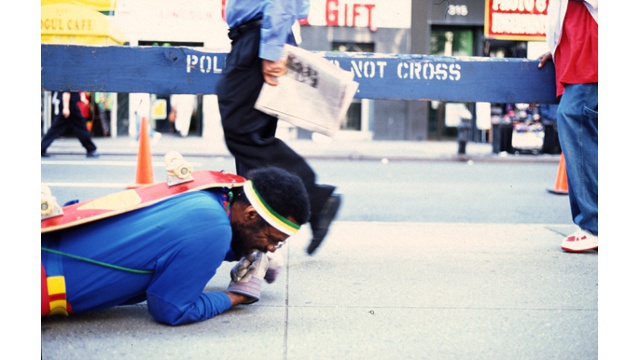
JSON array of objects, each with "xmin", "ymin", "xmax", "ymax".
[
  {"xmin": 324, "ymin": 0, "xmax": 376, "ymax": 31},
  {"xmin": 485, "ymin": 0, "xmax": 548, "ymax": 41}
]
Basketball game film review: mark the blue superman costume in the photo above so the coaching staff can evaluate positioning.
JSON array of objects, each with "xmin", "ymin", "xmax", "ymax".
[{"xmin": 41, "ymin": 190, "xmax": 237, "ymax": 326}]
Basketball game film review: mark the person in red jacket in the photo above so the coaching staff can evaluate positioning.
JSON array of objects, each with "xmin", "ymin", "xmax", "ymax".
[{"xmin": 538, "ymin": 0, "xmax": 598, "ymax": 252}]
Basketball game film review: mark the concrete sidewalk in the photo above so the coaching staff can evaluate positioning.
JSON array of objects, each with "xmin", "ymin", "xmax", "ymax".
[
  {"xmin": 41, "ymin": 221, "xmax": 597, "ymax": 360},
  {"xmin": 43, "ymin": 135, "xmax": 561, "ymax": 163},
  {"xmin": 41, "ymin": 135, "xmax": 593, "ymax": 359}
]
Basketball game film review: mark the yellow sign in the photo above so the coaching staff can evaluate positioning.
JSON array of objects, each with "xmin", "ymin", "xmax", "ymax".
[
  {"xmin": 152, "ymin": 99, "xmax": 168, "ymax": 120},
  {"xmin": 42, "ymin": 0, "xmax": 117, "ymax": 12},
  {"xmin": 41, "ymin": 3, "xmax": 126, "ymax": 45}
]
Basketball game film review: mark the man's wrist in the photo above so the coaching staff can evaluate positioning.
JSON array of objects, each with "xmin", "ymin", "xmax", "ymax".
[
  {"xmin": 260, "ymin": 43, "xmax": 284, "ymax": 62},
  {"xmin": 224, "ymin": 291, "xmax": 252, "ymax": 306}
]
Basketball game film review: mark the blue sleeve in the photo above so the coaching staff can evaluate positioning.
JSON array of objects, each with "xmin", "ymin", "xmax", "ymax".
[
  {"xmin": 42, "ymin": 191, "xmax": 237, "ymax": 323},
  {"xmin": 260, "ymin": 0, "xmax": 309, "ymax": 61},
  {"xmin": 144, "ymin": 194, "xmax": 235, "ymax": 325}
]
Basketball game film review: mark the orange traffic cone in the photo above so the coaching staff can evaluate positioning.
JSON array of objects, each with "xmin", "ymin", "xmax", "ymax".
[
  {"xmin": 547, "ymin": 153, "xmax": 569, "ymax": 195},
  {"xmin": 128, "ymin": 117, "xmax": 155, "ymax": 188}
]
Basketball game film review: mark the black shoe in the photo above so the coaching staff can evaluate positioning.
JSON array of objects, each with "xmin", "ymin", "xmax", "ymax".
[
  {"xmin": 86, "ymin": 151, "xmax": 100, "ymax": 158},
  {"xmin": 307, "ymin": 194, "xmax": 342, "ymax": 255}
]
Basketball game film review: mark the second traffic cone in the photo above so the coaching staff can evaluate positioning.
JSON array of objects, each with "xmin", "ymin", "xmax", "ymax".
[
  {"xmin": 547, "ymin": 153, "xmax": 568, "ymax": 195},
  {"xmin": 128, "ymin": 117, "xmax": 155, "ymax": 188}
]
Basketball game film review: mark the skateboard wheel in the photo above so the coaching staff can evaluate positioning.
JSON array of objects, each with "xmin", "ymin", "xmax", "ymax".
[
  {"xmin": 41, "ymin": 196, "xmax": 54, "ymax": 216},
  {"xmin": 174, "ymin": 162, "xmax": 193, "ymax": 179},
  {"xmin": 164, "ymin": 151, "xmax": 184, "ymax": 167}
]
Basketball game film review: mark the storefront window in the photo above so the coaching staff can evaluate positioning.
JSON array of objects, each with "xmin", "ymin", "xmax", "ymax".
[
  {"xmin": 428, "ymin": 28, "xmax": 473, "ymax": 140},
  {"xmin": 430, "ymin": 29, "xmax": 472, "ymax": 57},
  {"xmin": 332, "ymin": 42, "xmax": 374, "ymax": 132}
]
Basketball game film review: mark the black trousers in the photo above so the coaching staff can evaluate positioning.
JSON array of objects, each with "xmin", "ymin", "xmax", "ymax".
[
  {"xmin": 41, "ymin": 106, "xmax": 97, "ymax": 154},
  {"xmin": 217, "ymin": 27, "xmax": 334, "ymax": 217}
]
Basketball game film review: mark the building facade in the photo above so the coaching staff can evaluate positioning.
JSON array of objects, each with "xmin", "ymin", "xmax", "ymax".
[{"xmin": 42, "ymin": 0, "xmax": 549, "ymax": 143}]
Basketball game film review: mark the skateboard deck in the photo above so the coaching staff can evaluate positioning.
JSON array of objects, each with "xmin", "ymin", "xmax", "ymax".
[{"xmin": 41, "ymin": 170, "xmax": 246, "ymax": 234}]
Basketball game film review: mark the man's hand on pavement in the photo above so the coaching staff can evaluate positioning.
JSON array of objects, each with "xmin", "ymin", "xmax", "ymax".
[{"xmin": 227, "ymin": 251, "xmax": 270, "ymax": 304}]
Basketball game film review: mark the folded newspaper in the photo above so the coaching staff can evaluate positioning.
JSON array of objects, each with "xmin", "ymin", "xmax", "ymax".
[{"xmin": 255, "ymin": 44, "xmax": 359, "ymax": 137}]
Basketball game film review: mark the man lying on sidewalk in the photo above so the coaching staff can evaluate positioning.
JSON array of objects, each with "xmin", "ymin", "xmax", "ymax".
[{"xmin": 41, "ymin": 167, "xmax": 310, "ymax": 325}]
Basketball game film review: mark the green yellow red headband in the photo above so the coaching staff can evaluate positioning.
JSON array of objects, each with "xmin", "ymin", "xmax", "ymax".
[{"xmin": 243, "ymin": 180, "xmax": 301, "ymax": 236}]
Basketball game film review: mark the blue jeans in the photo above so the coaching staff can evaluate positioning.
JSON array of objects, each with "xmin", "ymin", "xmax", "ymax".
[{"xmin": 556, "ymin": 83, "xmax": 598, "ymax": 235}]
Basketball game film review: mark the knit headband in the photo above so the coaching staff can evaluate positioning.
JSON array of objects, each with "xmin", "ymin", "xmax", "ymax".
[{"xmin": 242, "ymin": 180, "xmax": 301, "ymax": 236}]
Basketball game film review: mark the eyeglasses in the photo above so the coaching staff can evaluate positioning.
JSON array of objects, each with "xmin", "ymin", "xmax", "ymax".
[{"xmin": 265, "ymin": 226, "xmax": 287, "ymax": 250}]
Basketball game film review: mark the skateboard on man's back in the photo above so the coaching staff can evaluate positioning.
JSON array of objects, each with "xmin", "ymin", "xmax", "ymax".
[{"xmin": 41, "ymin": 152, "xmax": 245, "ymax": 233}]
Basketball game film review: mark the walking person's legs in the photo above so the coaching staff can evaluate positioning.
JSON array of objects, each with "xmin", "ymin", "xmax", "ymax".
[
  {"xmin": 41, "ymin": 116, "xmax": 69, "ymax": 156},
  {"xmin": 68, "ymin": 113, "xmax": 99, "ymax": 157}
]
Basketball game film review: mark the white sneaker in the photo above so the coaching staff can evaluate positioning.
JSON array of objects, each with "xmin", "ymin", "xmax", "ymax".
[{"xmin": 561, "ymin": 228, "xmax": 598, "ymax": 252}]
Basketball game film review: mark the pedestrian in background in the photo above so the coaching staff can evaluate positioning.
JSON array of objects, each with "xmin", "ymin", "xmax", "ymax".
[
  {"xmin": 216, "ymin": 0, "xmax": 341, "ymax": 255},
  {"xmin": 170, "ymin": 94, "xmax": 197, "ymax": 137},
  {"xmin": 41, "ymin": 91, "xmax": 99, "ymax": 158},
  {"xmin": 131, "ymin": 93, "xmax": 162, "ymax": 144},
  {"xmin": 538, "ymin": 0, "xmax": 598, "ymax": 252}
]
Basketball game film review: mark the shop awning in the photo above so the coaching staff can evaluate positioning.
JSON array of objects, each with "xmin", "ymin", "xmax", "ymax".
[
  {"xmin": 42, "ymin": 0, "xmax": 118, "ymax": 13},
  {"xmin": 41, "ymin": 2, "xmax": 126, "ymax": 45}
]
